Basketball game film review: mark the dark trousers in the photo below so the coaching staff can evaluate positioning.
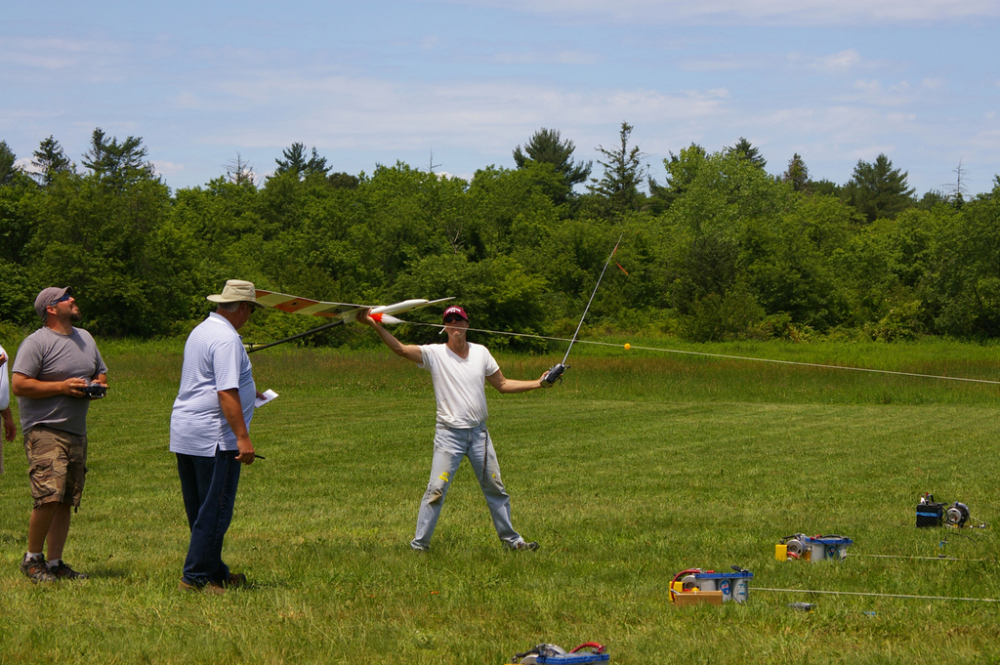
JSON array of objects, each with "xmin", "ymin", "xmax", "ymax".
[{"xmin": 176, "ymin": 450, "xmax": 241, "ymax": 586}]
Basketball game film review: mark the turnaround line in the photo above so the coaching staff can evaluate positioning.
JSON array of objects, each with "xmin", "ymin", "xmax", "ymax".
[
  {"xmin": 403, "ymin": 322, "xmax": 1000, "ymax": 386},
  {"xmin": 753, "ymin": 587, "xmax": 1000, "ymax": 603}
]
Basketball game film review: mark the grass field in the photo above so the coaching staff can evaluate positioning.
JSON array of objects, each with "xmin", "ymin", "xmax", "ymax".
[{"xmin": 1, "ymin": 337, "xmax": 999, "ymax": 664}]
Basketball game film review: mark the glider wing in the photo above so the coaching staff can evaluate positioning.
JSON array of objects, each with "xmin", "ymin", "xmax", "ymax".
[
  {"xmin": 254, "ymin": 290, "xmax": 454, "ymax": 323},
  {"xmin": 254, "ymin": 290, "xmax": 373, "ymax": 319}
]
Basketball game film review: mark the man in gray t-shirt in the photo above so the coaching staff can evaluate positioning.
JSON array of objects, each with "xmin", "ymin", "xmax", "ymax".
[{"xmin": 12, "ymin": 287, "xmax": 107, "ymax": 583}]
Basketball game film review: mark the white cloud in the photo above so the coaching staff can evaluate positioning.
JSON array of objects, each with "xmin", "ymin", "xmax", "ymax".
[
  {"xmin": 421, "ymin": 0, "xmax": 1000, "ymax": 25},
  {"xmin": 202, "ymin": 71, "xmax": 731, "ymax": 156},
  {"xmin": 13, "ymin": 157, "xmax": 41, "ymax": 175},
  {"xmin": 154, "ymin": 161, "xmax": 185, "ymax": 176},
  {"xmin": 843, "ymin": 79, "xmax": 918, "ymax": 106},
  {"xmin": 685, "ymin": 49, "xmax": 881, "ymax": 76},
  {"xmin": 804, "ymin": 49, "xmax": 865, "ymax": 74},
  {"xmin": 0, "ymin": 36, "xmax": 130, "ymax": 79},
  {"xmin": 172, "ymin": 92, "xmax": 203, "ymax": 110},
  {"xmin": 493, "ymin": 49, "xmax": 599, "ymax": 65},
  {"xmin": 681, "ymin": 54, "xmax": 773, "ymax": 72}
]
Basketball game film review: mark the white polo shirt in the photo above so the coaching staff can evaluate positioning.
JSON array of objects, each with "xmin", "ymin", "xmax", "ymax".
[
  {"xmin": 419, "ymin": 342, "xmax": 500, "ymax": 428},
  {"xmin": 170, "ymin": 312, "xmax": 256, "ymax": 456}
]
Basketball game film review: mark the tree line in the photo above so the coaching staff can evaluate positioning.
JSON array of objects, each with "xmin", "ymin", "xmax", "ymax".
[{"xmin": 2, "ymin": 124, "xmax": 1000, "ymax": 349}]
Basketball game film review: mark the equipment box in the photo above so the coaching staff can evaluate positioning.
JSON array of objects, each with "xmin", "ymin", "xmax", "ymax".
[{"xmin": 916, "ymin": 502, "xmax": 944, "ymax": 527}]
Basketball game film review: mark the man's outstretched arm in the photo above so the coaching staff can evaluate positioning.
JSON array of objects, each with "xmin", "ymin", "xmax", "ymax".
[
  {"xmin": 486, "ymin": 368, "xmax": 549, "ymax": 394},
  {"xmin": 356, "ymin": 310, "xmax": 423, "ymax": 364}
]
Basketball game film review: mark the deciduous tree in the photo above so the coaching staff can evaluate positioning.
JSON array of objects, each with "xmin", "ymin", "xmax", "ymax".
[{"xmin": 0, "ymin": 141, "xmax": 17, "ymax": 186}]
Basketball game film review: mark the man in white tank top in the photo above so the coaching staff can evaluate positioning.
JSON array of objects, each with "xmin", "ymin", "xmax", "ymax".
[{"xmin": 359, "ymin": 305, "xmax": 550, "ymax": 551}]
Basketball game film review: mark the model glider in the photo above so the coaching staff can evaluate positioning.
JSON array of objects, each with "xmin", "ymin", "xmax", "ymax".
[
  {"xmin": 245, "ymin": 290, "xmax": 453, "ymax": 353},
  {"xmin": 255, "ymin": 290, "xmax": 453, "ymax": 325}
]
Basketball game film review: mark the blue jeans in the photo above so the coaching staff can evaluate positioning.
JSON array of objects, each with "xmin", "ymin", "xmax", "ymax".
[
  {"xmin": 411, "ymin": 423, "xmax": 522, "ymax": 550},
  {"xmin": 177, "ymin": 450, "xmax": 241, "ymax": 586}
]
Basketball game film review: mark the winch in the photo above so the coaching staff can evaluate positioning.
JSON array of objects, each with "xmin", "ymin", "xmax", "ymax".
[
  {"xmin": 669, "ymin": 566, "xmax": 753, "ymax": 605},
  {"xmin": 917, "ymin": 494, "xmax": 979, "ymax": 528},
  {"xmin": 776, "ymin": 534, "xmax": 852, "ymax": 561},
  {"xmin": 512, "ymin": 643, "xmax": 609, "ymax": 664}
]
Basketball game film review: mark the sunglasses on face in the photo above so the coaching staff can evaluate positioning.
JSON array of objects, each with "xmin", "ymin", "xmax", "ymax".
[
  {"xmin": 53, "ymin": 294, "xmax": 72, "ymax": 305},
  {"xmin": 444, "ymin": 316, "xmax": 464, "ymax": 324}
]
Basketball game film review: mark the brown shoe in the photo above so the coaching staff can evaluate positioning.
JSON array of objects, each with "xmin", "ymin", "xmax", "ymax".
[
  {"xmin": 179, "ymin": 578, "xmax": 226, "ymax": 595},
  {"xmin": 209, "ymin": 572, "xmax": 247, "ymax": 591},
  {"xmin": 224, "ymin": 572, "xmax": 247, "ymax": 588},
  {"xmin": 20, "ymin": 554, "xmax": 57, "ymax": 583},
  {"xmin": 49, "ymin": 561, "xmax": 89, "ymax": 580}
]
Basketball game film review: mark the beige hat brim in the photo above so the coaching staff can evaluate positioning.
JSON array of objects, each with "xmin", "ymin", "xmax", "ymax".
[{"xmin": 207, "ymin": 294, "xmax": 252, "ymax": 303}]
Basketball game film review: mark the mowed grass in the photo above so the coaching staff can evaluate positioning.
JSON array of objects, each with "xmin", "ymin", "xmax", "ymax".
[{"xmin": 1, "ymin": 338, "xmax": 1000, "ymax": 664}]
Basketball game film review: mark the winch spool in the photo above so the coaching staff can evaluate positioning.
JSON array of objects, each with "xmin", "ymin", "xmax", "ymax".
[{"xmin": 946, "ymin": 502, "xmax": 970, "ymax": 527}]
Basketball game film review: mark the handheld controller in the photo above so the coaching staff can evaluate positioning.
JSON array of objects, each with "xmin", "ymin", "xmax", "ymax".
[{"xmin": 543, "ymin": 363, "xmax": 568, "ymax": 386}]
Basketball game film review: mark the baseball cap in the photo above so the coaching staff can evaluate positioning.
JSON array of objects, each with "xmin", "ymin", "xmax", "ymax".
[
  {"xmin": 34, "ymin": 286, "xmax": 72, "ymax": 321},
  {"xmin": 442, "ymin": 305, "xmax": 468, "ymax": 322}
]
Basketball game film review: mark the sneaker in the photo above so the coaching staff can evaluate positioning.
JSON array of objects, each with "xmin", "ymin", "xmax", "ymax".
[
  {"xmin": 179, "ymin": 578, "xmax": 226, "ymax": 595},
  {"xmin": 410, "ymin": 543, "xmax": 429, "ymax": 552},
  {"xmin": 505, "ymin": 540, "xmax": 539, "ymax": 551},
  {"xmin": 20, "ymin": 554, "xmax": 57, "ymax": 583},
  {"xmin": 48, "ymin": 561, "xmax": 88, "ymax": 580}
]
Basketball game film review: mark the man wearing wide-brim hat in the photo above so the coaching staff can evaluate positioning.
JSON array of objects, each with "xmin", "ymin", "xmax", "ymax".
[{"xmin": 169, "ymin": 280, "xmax": 265, "ymax": 593}]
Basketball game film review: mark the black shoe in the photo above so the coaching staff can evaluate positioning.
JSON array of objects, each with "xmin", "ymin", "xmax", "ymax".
[
  {"xmin": 20, "ymin": 554, "xmax": 57, "ymax": 583},
  {"xmin": 48, "ymin": 561, "xmax": 88, "ymax": 580}
]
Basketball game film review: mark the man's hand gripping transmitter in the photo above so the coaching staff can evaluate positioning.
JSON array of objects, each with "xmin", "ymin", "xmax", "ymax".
[{"xmin": 542, "ymin": 363, "xmax": 568, "ymax": 386}]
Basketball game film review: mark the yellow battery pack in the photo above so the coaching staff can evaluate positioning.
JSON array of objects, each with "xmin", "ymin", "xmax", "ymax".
[{"xmin": 775, "ymin": 544, "xmax": 787, "ymax": 561}]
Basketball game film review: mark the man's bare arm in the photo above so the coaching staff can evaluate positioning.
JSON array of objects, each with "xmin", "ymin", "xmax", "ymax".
[
  {"xmin": 356, "ymin": 310, "xmax": 423, "ymax": 364},
  {"xmin": 486, "ymin": 369, "xmax": 549, "ymax": 394},
  {"xmin": 218, "ymin": 388, "xmax": 255, "ymax": 464},
  {"xmin": 12, "ymin": 373, "xmax": 89, "ymax": 399}
]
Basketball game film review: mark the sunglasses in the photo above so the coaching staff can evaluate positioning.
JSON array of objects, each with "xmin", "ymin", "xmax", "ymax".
[
  {"xmin": 52, "ymin": 294, "xmax": 72, "ymax": 305},
  {"xmin": 443, "ymin": 315, "xmax": 465, "ymax": 324}
]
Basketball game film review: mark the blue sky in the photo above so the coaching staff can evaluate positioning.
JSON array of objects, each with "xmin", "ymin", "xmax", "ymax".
[{"xmin": 3, "ymin": 0, "xmax": 998, "ymax": 195}]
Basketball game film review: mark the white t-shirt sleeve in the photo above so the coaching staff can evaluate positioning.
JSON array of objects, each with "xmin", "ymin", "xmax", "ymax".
[{"xmin": 483, "ymin": 347, "xmax": 500, "ymax": 378}]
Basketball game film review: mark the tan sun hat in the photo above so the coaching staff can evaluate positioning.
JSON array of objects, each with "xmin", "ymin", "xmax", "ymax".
[{"xmin": 207, "ymin": 280, "xmax": 259, "ymax": 307}]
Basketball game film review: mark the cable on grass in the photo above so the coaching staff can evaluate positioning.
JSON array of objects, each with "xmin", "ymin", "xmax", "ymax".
[
  {"xmin": 753, "ymin": 587, "xmax": 1000, "ymax": 603},
  {"xmin": 849, "ymin": 554, "xmax": 989, "ymax": 562}
]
